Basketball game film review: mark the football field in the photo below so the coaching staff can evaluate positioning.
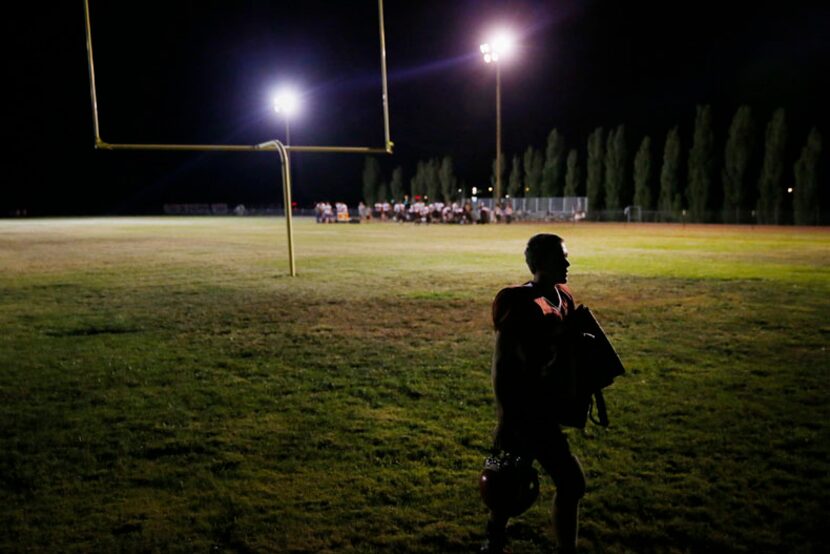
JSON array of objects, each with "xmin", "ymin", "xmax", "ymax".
[{"xmin": 1, "ymin": 217, "xmax": 828, "ymax": 553}]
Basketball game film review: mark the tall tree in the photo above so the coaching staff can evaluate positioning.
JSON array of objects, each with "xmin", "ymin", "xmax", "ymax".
[
  {"xmin": 618, "ymin": 126, "xmax": 632, "ymax": 207},
  {"xmin": 508, "ymin": 153, "xmax": 522, "ymax": 198},
  {"xmin": 721, "ymin": 105, "xmax": 755, "ymax": 223},
  {"xmin": 603, "ymin": 129, "xmax": 616, "ymax": 210},
  {"xmin": 658, "ymin": 127, "xmax": 682, "ymax": 218},
  {"xmin": 439, "ymin": 156, "xmax": 457, "ymax": 203},
  {"xmin": 564, "ymin": 149, "xmax": 580, "ymax": 197},
  {"xmin": 604, "ymin": 125, "xmax": 626, "ymax": 211},
  {"xmin": 376, "ymin": 182, "xmax": 388, "ymax": 203},
  {"xmin": 362, "ymin": 156, "xmax": 381, "ymax": 205},
  {"xmin": 586, "ymin": 127, "xmax": 605, "ymax": 212},
  {"xmin": 532, "ymin": 149, "xmax": 544, "ymax": 197},
  {"xmin": 686, "ymin": 105, "xmax": 715, "ymax": 222},
  {"xmin": 757, "ymin": 108, "xmax": 788, "ymax": 224},
  {"xmin": 542, "ymin": 129, "xmax": 566, "ymax": 197},
  {"xmin": 411, "ymin": 161, "xmax": 425, "ymax": 200},
  {"xmin": 523, "ymin": 146, "xmax": 544, "ymax": 197},
  {"xmin": 425, "ymin": 158, "xmax": 440, "ymax": 202},
  {"xmin": 793, "ymin": 127, "xmax": 823, "ymax": 225},
  {"xmin": 523, "ymin": 147, "xmax": 535, "ymax": 196},
  {"xmin": 390, "ymin": 166, "xmax": 404, "ymax": 202},
  {"xmin": 633, "ymin": 136, "xmax": 653, "ymax": 209}
]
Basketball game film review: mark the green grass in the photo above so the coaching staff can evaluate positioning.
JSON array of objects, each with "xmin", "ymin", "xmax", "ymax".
[{"xmin": 1, "ymin": 217, "xmax": 828, "ymax": 553}]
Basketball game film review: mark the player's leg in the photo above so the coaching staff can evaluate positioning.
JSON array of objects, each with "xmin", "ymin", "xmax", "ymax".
[
  {"xmin": 536, "ymin": 438, "xmax": 585, "ymax": 553},
  {"xmin": 481, "ymin": 511, "xmax": 510, "ymax": 554}
]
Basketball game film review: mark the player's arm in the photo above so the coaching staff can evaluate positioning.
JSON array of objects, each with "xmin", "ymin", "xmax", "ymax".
[{"xmin": 493, "ymin": 329, "xmax": 539, "ymax": 424}]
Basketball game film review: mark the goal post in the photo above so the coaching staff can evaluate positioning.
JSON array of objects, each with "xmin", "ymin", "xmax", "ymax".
[{"xmin": 82, "ymin": 0, "xmax": 394, "ymax": 276}]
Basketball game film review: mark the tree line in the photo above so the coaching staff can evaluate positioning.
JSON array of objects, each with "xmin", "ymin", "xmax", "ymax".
[
  {"xmin": 362, "ymin": 156, "xmax": 461, "ymax": 207},
  {"xmin": 362, "ymin": 105, "xmax": 824, "ymax": 224}
]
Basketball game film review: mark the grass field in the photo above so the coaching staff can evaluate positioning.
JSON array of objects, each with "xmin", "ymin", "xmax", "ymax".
[{"xmin": 1, "ymin": 217, "xmax": 828, "ymax": 553}]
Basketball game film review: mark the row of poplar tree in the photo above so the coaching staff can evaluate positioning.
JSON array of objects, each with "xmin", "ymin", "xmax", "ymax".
[
  {"xmin": 362, "ymin": 105, "xmax": 823, "ymax": 224},
  {"xmin": 569, "ymin": 106, "xmax": 824, "ymax": 224}
]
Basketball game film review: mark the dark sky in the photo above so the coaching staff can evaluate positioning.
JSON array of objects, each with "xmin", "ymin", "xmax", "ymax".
[{"xmin": 7, "ymin": 0, "xmax": 829, "ymax": 215}]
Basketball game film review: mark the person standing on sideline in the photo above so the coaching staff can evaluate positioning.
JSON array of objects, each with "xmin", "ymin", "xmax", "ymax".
[{"xmin": 481, "ymin": 233, "xmax": 585, "ymax": 554}]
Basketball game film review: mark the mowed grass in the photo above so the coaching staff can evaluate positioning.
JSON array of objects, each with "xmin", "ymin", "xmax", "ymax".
[{"xmin": 0, "ymin": 217, "xmax": 828, "ymax": 553}]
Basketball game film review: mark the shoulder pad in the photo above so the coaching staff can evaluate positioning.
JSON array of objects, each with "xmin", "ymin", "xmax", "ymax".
[{"xmin": 492, "ymin": 285, "xmax": 537, "ymax": 331}]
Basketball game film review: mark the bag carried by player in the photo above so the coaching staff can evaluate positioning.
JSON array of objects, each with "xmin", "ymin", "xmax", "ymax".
[{"xmin": 549, "ymin": 305, "xmax": 625, "ymax": 428}]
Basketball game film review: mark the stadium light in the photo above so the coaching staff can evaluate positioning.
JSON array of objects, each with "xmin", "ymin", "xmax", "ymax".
[
  {"xmin": 480, "ymin": 29, "xmax": 515, "ymax": 208},
  {"xmin": 273, "ymin": 87, "xmax": 300, "ymax": 145},
  {"xmin": 480, "ymin": 31, "xmax": 514, "ymax": 64}
]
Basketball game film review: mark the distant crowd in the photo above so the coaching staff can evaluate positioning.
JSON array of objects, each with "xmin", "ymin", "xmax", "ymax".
[
  {"xmin": 313, "ymin": 202, "xmax": 353, "ymax": 223},
  {"xmin": 313, "ymin": 200, "xmax": 516, "ymax": 224}
]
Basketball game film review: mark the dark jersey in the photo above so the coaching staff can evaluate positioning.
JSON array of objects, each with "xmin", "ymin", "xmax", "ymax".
[
  {"xmin": 491, "ymin": 282, "xmax": 575, "ymax": 452},
  {"xmin": 493, "ymin": 283, "xmax": 574, "ymax": 332}
]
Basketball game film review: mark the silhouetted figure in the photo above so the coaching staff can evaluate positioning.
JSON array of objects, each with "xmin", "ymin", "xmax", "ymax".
[
  {"xmin": 481, "ymin": 233, "xmax": 585, "ymax": 554},
  {"xmin": 462, "ymin": 201, "xmax": 473, "ymax": 224}
]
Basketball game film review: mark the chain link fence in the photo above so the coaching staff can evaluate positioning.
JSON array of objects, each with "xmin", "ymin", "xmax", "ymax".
[{"xmin": 474, "ymin": 197, "xmax": 589, "ymax": 222}]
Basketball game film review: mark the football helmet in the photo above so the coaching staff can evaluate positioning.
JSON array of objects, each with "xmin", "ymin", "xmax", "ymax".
[{"xmin": 479, "ymin": 453, "xmax": 539, "ymax": 517}]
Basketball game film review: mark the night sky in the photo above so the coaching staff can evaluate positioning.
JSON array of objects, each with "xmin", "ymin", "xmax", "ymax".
[{"xmin": 8, "ymin": 0, "xmax": 829, "ymax": 215}]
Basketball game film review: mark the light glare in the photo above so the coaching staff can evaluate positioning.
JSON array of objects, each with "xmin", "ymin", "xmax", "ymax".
[
  {"xmin": 273, "ymin": 88, "xmax": 300, "ymax": 117},
  {"xmin": 492, "ymin": 32, "xmax": 514, "ymax": 56},
  {"xmin": 480, "ymin": 29, "xmax": 515, "ymax": 63}
]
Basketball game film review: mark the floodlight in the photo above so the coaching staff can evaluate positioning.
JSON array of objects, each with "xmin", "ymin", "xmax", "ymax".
[
  {"xmin": 273, "ymin": 88, "xmax": 300, "ymax": 116},
  {"xmin": 480, "ymin": 30, "xmax": 515, "ymax": 64},
  {"xmin": 491, "ymin": 32, "xmax": 514, "ymax": 58}
]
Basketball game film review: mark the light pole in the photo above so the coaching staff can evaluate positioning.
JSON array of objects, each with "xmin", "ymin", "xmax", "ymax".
[{"xmin": 480, "ymin": 32, "xmax": 514, "ymax": 207}]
